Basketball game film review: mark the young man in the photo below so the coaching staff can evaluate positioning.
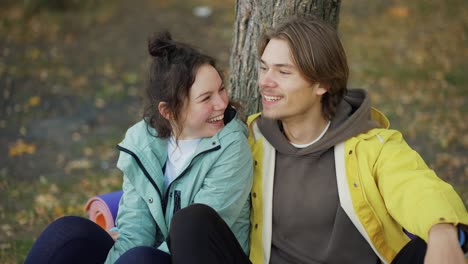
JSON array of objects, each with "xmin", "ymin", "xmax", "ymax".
[{"xmin": 247, "ymin": 16, "xmax": 468, "ymax": 264}]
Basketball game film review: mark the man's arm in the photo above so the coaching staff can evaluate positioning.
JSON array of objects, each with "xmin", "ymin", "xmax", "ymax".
[{"xmin": 424, "ymin": 224, "xmax": 465, "ymax": 264}]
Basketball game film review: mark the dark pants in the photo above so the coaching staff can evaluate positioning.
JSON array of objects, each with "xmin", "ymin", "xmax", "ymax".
[
  {"xmin": 391, "ymin": 236, "xmax": 427, "ymax": 264},
  {"xmin": 169, "ymin": 204, "xmax": 428, "ymax": 264},
  {"xmin": 168, "ymin": 203, "xmax": 251, "ymax": 264},
  {"xmin": 24, "ymin": 216, "xmax": 170, "ymax": 264},
  {"xmin": 24, "ymin": 204, "xmax": 248, "ymax": 264},
  {"xmin": 24, "ymin": 216, "xmax": 115, "ymax": 264},
  {"xmin": 25, "ymin": 205, "xmax": 426, "ymax": 264}
]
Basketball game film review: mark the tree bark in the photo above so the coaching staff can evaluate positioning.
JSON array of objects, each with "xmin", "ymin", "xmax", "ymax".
[{"xmin": 229, "ymin": 0, "xmax": 341, "ymax": 115}]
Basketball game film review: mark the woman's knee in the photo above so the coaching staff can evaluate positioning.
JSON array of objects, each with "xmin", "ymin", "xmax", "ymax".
[
  {"xmin": 40, "ymin": 216, "xmax": 87, "ymax": 235},
  {"xmin": 25, "ymin": 216, "xmax": 113, "ymax": 264}
]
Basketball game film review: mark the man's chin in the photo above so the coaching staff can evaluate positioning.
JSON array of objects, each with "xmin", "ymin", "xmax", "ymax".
[{"xmin": 262, "ymin": 110, "xmax": 282, "ymax": 120}]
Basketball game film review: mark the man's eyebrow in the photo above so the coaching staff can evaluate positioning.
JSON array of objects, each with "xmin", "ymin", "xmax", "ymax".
[{"xmin": 259, "ymin": 59, "xmax": 295, "ymax": 68}]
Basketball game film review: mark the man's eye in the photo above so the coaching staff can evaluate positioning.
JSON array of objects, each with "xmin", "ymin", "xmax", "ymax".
[
  {"xmin": 259, "ymin": 66, "xmax": 267, "ymax": 71},
  {"xmin": 280, "ymin": 71, "xmax": 291, "ymax": 75}
]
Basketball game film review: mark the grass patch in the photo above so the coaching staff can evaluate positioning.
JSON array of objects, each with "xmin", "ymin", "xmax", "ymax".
[
  {"xmin": 445, "ymin": 64, "xmax": 468, "ymax": 87},
  {"xmin": 0, "ymin": 239, "xmax": 34, "ymax": 264}
]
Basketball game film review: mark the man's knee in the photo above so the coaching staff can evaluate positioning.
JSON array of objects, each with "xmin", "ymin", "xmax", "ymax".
[{"xmin": 169, "ymin": 203, "xmax": 220, "ymax": 241}]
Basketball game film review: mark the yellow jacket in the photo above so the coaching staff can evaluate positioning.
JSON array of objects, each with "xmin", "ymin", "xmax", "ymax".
[{"xmin": 247, "ymin": 109, "xmax": 468, "ymax": 264}]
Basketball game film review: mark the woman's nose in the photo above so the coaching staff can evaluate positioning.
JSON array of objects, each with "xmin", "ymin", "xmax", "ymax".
[{"xmin": 213, "ymin": 93, "xmax": 228, "ymax": 110}]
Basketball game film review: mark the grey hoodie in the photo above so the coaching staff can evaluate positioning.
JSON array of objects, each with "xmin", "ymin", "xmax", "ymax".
[{"xmin": 258, "ymin": 89, "xmax": 380, "ymax": 264}]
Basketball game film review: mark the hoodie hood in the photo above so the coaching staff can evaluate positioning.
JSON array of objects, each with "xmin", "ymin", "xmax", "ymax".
[{"xmin": 258, "ymin": 89, "xmax": 379, "ymax": 155}]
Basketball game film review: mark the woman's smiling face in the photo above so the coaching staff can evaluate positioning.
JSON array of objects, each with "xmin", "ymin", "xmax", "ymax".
[{"xmin": 177, "ymin": 64, "xmax": 228, "ymax": 139}]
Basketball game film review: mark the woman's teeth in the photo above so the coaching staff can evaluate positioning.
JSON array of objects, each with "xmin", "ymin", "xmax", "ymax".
[{"xmin": 207, "ymin": 115, "xmax": 224, "ymax": 123}]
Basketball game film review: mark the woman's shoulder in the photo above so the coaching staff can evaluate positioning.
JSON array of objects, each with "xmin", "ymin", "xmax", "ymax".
[
  {"xmin": 120, "ymin": 120, "xmax": 163, "ymax": 151},
  {"xmin": 218, "ymin": 116, "xmax": 248, "ymax": 140}
]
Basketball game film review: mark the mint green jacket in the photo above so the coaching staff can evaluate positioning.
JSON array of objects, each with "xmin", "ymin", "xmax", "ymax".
[{"xmin": 105, "ymin": 113, "xmax": 253, "ymax": 263}]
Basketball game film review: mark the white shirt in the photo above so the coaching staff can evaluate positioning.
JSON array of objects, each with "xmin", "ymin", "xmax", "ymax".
[
  {"xmin": 290, "ymin": 120, "xmax": 331, "ymax": 149},
  {"xmin": 164, "ymin": 136, "xmax": 201, "ymax": 189}
]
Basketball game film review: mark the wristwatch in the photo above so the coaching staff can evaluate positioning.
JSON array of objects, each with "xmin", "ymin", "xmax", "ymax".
[{"xmin": 459, "ymin": 225, "xmax": 468, "ymax": 254}]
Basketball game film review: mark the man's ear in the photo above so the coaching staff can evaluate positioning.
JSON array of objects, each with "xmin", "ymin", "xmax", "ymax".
[
  {"xmin": 315, "ymin": 82, "xmax": 330, "ymax": 96},
  {"xmin": 158, "ymin": 102, "xmax": 172, "ymax": 120}
]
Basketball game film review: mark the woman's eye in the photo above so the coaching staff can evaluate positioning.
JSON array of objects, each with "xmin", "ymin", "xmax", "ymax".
[{"xmin": 280, "ymin": 71, "xmax": 291, "ymax": 75}]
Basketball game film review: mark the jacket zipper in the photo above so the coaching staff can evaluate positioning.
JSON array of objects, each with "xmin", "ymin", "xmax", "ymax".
[
  {"xmin": 162, "ymin": 145, "xmax": 221, "ymax": 214},
  {"xmin": 173, "ymin": 190, "xmax": 181, "ymax": 214}
]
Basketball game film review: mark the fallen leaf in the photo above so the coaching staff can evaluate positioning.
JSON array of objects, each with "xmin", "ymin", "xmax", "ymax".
[
  {"xmin": 71, "ymin": 76, "xmax": 88, "ymax": 89},
  {"xmin": 388, "ymin": 6, "xmax": 409, "ymax": 18},
  {"xmin": 26, "ymin": 47, "xmax": 41, "ymax": 60},
  {"xmin": 65, "ymin": 159, "xmax": 92, "ymax": 173},
  {"xmin": 35, "ymin": 193, "xmax": 59, "ymax": 209},
  {"xmin": 122, "ymin": 72, "xmax": 138, "ymax": 84},
  {"xmin": 8, "ymin": 139, "xmax": 36, "ymax": 157},
  {"xmin": 28, "ymin": 96, "xmax": 41, "ymax": 107}
]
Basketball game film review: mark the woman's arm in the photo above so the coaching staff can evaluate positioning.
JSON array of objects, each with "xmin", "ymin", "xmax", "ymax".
[
  {"xmin": 105, "ymin": 175, "xmax": 158, "ymax": 263},
  {"xmin": 193, "ymin": 132, "xmax": 253, "ymax": 226}
]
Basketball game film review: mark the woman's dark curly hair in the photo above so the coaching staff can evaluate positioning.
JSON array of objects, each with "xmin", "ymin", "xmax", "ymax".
[{"xmin": 143, "ymin": 31, "xmax": 224, "ymax": 138}]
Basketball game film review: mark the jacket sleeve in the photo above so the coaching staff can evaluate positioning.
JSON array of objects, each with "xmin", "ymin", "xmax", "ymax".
[
  {"xmin": 104, "ymin": 174, "xmax": 158, "ymax": 263},
  {"xmin": 374, "ymin": 130, "xmax": 468, "ymax": 241},
  {"xmin": 193, "ymin": 131, "xmax": 253, "ymax": 226}
]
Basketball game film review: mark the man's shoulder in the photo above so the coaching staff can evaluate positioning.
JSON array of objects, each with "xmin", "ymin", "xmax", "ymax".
[{"xmin": 353, "ymin": 127, "xmax": 401, "ymax": 141}]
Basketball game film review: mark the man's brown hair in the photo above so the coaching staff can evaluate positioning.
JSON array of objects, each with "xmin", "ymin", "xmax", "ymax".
[{"xmin": 258, "ymin": 16, "xmax": 349, "ymax": 119}]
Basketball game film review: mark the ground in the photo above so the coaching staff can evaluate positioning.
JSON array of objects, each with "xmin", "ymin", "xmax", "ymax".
[{"xmin": 0, "ymin": 0, "xmax": 467, "ymax": 262}]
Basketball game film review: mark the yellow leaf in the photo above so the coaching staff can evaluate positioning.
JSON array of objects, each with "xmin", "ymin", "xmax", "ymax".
[
  {"xmin": 65, "ymin": 159, "xmax": 92, "ymax": 173},
  {"xmin": 26, "ymin": 47, "xmax": 41, "ymax": 60},
  {"xmin": 71, "ymin": 76, "xmax": 88, "ymax": 89},
  {"xmin": 35, "ymin": 193, "xmax": 59, "ymax": 209},
  {"xmin": 122, "ymin": 72, "xmax": 138, "ymax": 84},
  {"xmin": 388, "ymin": 6, "xmax": 409, "ymax": 18},
  {"xmin": 54, "ymin": 206, "xmax": 64, "ymax": 217},
  {"xmin": 8, "ymin": 139, "xmax": 36, "ymax": 157},
  {"xmin": 28, "ymin": 96, "xmax": 41, "ymax": 107}
]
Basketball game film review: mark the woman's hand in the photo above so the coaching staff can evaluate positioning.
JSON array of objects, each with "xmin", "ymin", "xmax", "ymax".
[{"xmin": 108, "ymin": 227, "xmax": 119, "ymax": 241}]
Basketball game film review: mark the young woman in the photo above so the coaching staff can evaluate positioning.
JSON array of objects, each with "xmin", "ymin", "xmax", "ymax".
[{"xmin": 25, "ymin": 31, "xmax": 253, "ymax": 264}]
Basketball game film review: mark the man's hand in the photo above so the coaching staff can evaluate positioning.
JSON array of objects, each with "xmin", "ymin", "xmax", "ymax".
[{"xmin": 424, "ymin": 223, "xmax": 465, "ymax": 264}]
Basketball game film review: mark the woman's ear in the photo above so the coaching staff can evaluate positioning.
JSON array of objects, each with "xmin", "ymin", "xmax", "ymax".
[{"xmin": 158, "ymin": 102, "xmax": 172, "ymax": 120}]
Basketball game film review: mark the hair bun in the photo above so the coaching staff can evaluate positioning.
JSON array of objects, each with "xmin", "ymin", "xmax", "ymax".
[{"xmin": 148, "ymin": 30, "xmax": 176, "ymax": 58}]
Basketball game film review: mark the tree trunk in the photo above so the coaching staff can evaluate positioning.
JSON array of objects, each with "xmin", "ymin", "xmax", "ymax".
[{"xmin": 229, "ymin": 0, "xmax": 341, "ymax": 115}]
